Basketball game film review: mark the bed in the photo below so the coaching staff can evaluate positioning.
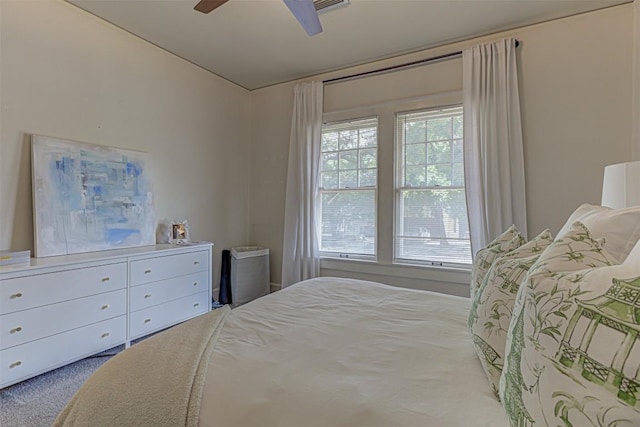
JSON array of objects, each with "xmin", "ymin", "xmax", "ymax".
[{"xmin": 54, "ymin": 277, "xmax": 508, "ymax": 426}]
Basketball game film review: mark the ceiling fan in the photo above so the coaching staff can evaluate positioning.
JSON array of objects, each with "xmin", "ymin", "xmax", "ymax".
[{"xmin": 194, "ymin": 0, "xmax": 322, "ymax": 36}]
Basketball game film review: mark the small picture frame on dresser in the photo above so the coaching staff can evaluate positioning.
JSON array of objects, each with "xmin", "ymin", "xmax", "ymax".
[
  {"xmin": 156, "ymin": 219, "xmax": 190, "ymax": 244},
  {"xmin": 171, "ymin": 220, "xmax": 190, "ymax": 244}
]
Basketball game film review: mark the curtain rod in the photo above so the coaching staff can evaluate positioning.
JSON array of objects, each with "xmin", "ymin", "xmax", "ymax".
[{"xmin": 323, "ymin": 40, "xmax": 520, "ymax": 85}]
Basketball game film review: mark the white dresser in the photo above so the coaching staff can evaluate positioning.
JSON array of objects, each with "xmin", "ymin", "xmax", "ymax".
[{"xmin": 0, "ymin": 243, "xmax": 212, "ymax": 388}]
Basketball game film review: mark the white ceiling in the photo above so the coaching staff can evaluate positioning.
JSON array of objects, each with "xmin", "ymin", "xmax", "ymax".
[{"xmin": 66, "ymin": 0, "xmax": 630, "ymax": 90}]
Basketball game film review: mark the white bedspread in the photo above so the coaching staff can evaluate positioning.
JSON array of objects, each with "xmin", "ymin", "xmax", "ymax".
[{"xmin": 199, "ymin": 277, "xmax": 508, "ymax": 426}]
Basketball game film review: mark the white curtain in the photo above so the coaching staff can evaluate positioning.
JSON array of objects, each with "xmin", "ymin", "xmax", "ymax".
[
  {"xmin": 463, "ymin": 38, "xmax": 527, "ymax": 256},
  {"xmin": 281, "ymin": 81, "xmax": 324, "ymax": 288}
]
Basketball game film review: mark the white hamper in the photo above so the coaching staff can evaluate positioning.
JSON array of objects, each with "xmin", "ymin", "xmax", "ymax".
[{"xmin": 230, "ymin": 247, "xmax": 270, "ymax": 306}]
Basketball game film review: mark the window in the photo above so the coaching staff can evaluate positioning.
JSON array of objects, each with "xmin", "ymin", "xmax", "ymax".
[
  {"xmin": 396, "ymin": 106, "xmax": 471, "ymax": 265},
  {"xmin": 319, "ymin": 118, "xmax": 378, "ymax": 257}
]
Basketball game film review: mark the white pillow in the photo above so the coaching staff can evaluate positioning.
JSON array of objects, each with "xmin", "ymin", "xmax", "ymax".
[
  {"xmin": 499, "ymin": 246, "xmax": 640, "ymax": 424},
  {"xmin": 470, "ymin": 225, "xmax": 525, "ymax": 299},
  {"xmin": 624, "ymin": 239, "xmax": 640, "ymax": 265},
  {"xmin": 499, "ymin": 222, "xmax": 630, "ymax": 425},
  {"xmin": 468, "ymin": 229, "xmax": 554, "ymax": 394},
  {"xmin": 557, "ymin": 203, "xmax": 640, "ymax": 264}
]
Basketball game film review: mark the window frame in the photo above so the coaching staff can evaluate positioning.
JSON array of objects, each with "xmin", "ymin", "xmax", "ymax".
[
  {"xmin": 319, "ymin": 90, "xmax": 469, "ymax": 273},
  {"xmin": 394, "ymin": 104, "xmax": 471, "ymax": 267},
  {"xmin": 318, "ymin": 116, "xmax": 379, "ymax": 260}
]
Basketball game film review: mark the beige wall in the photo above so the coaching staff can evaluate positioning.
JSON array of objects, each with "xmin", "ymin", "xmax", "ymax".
[
  {"xmin": 250, "ymin": 4, "xmax": 634, "ymax": 293},
  {"xmin": 1, "ymin": 1, "xmax": 634, "ymax": 298},
  {"xmin": 0, "ymin": 0, "xmax": 252, "ymax": 297},
  {"xmin": 634, "ymin": 0, "xmax": 640, "ymax": 160}
]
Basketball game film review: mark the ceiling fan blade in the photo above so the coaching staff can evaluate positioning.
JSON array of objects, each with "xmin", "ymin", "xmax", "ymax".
[
  {"xmin": 282, "ymin": 0, "xmax": 322, "ymax": 36},
  {"xmin": 194, "ymin": 0, "xmax": 229, "ymax": 14}
]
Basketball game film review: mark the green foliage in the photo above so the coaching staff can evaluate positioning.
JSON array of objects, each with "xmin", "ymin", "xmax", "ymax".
[
  {"xmin": 359, "ymin": 128, "xmax": 376, "ymax": 147},
  {"xmin": 427, "ymin": 117, "xmax": 452, "ymax": 141},
  {"xmin": 552, "ymin": 392, "xmax": 631, "ymax": 427},
  {"xmin": 501, "ymin": 310, "xmax": 534, "ymax": 425},
  {"xmin": 401, "ymin": 114, "xmax": 466, "ymax": 237},
  {"xmin": 405, "ymin": 120, "xmax": 425, "ymax": 143},
  {"xmin": 338, "ymin": 129, "xmax": 358, "ymax": 150},
  {"xmin": 526, "ymin": 276, "xmax": 588, "ymax": 348},
  {"xmin": 486, "ymin": 297, "xmax": 513, "ymax": 336},
  {"xmin": 321, "ymin": 132, "xmax": 338, "ymax": 151}
]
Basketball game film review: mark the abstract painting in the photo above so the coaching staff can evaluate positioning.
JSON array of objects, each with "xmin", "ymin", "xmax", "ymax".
[{"xmin": 31, "ymin": 135, "xmax": 155, "ymax": 257}]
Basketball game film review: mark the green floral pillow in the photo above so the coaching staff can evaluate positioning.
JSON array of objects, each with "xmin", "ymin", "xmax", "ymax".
[
  {"xmin": 471, "ymin": 225, "xmax": 526, "ymax": 299},
  {"xmin": 499, "ymin": 222, "xmax": 640, "ymax": 425},
  {"xmin": 469, "ymin": 230, "xmax": 554, "ymax": 394},
  {"xmin": 498, "ymin": 229, "xmax": 553, "ymax": 262}
]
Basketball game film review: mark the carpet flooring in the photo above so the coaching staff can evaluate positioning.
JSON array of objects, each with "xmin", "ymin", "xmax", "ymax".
[{"xmin": 0, "ymin": 346, "xmax": 122, "ymax": 427}]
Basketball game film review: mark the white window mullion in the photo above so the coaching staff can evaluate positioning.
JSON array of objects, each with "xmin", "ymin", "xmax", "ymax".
[{"xmin": 375, "ymin": 110, "xmax": 396, "ymax": 264}]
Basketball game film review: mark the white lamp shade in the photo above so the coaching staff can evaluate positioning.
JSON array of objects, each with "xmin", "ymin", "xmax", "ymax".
[{"xmin": 601, "ymin": 161, "xmax": 640, "ymax": 208}]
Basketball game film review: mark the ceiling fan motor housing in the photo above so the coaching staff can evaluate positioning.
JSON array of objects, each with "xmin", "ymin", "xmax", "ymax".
[{"xmin": 314, "ymin": 0, "xmax": 350, "ymax": 14}]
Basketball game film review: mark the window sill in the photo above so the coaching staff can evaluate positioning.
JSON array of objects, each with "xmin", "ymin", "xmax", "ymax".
[{"xmin": 319, "ymin": 257, "xmax": 471, "ymax": 297}]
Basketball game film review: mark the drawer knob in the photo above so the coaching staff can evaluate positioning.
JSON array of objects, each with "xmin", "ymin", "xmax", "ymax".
[
  {"xmin": 194, "ymin": 261, "xmax": 200, "ymax": 265},
  {"xmin": 144, "ymin": 294, "xmax": 152, "ymax": 299},
  {"xmin": 101, "ymin": 277, "xmax": 110, "ymax": 282},
  {"xmin": 193, "ymin": 303, "xmax": 200, "ymax": 308},
  {"xmin": 9, "ymin": 361, "xmax": 22, "ymax": 369},
  {"xmin": 101, "ymin": 304, "xmax": 110, "ymax": 310},
  {"xmin": 10, "ymin": 326, "xmax": 23, "ymax": 334},
  {"xmin": 193, "ymin": 281, "xmax": 198, "ymax": 286},
  {"xmin": 144, "ymin": 318, "xmax": 152, "ymax": 324},
  {"xmin": 10, "ymin": 292, "xmax": 23, "ymax": 299},
  {"xmin": 144, "ymin": 269, "xmax": 152, "ymax": 274},
  {"xmin": 101, "ymin": 332, "xmax": 110, "ymax": 338}
]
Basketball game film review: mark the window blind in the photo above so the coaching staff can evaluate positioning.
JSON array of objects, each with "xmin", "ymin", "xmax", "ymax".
[
  {"xmin": 320, "ymin": 117, "xmax": 378, "ymax": 256},
  {"xmin": 396, "ymin": 106, "xmax": 471, "ymax": 265}
]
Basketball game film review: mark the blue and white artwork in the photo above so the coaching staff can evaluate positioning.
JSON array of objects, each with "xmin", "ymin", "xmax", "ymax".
[{"xmin": 31, "ymin": 135, "xmax": 155, "ymax": 257}]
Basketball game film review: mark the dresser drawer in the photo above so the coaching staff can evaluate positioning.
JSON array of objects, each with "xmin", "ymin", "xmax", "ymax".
[
  {"xmin": 130, "ymin": 250, "xmax": 208, "ymax": 287},
  {"xmin": 0, "ymin": 315, "xmax": 126, "ymax": 388},
  {"xmin": 129, "ymin": 291, "xmax": 209, "ymax": 340},
  {"xmin": 0, "ymin": 262, "xmax": 127, "ymax": 315},
  {"xmin": 130, "ymin": 271, "xmax": 208, "ymax": 312},
  {"xmin": 0, "ymin": 289, "xmax": 127, "ymax": 350}
]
